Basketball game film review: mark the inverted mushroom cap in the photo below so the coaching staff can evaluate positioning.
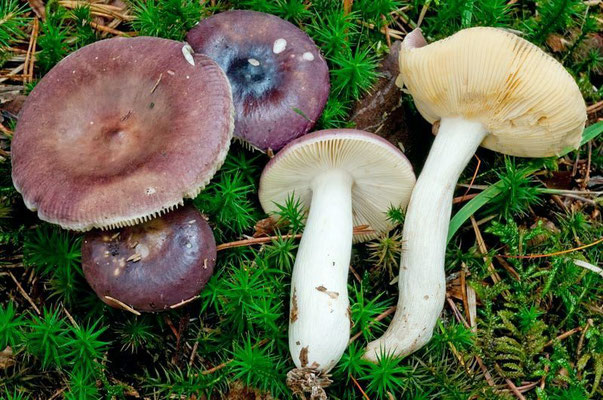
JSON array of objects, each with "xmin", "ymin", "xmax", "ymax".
[
  {"xmin": 186, "ymin": 10, "xmax": 330, "ymax": 151},
  {"xmin": 259, "ymin": 129, "xmax": 416, "ymax": 242},
  {"xmin": 82, "ymin": 205, "xmax": 216, "ymax": 312},
  {"xmin": 11, "ymin": 37, "xmax": 234, "ymax": 231},
  {"xmin": 398, "ymin": 27, "xmax": 587, "ymax": 157}
]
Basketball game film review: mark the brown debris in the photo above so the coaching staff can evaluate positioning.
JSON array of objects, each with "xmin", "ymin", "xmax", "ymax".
[
  {"xmin": 290, "ymin": 287, "xmax": 299, "ymax": 323},
  {"xmin": 315, "ymin": 285, "xmax": 339, "ymax": 299},
  {"xmin": 350, "ymin": 41, "xmax": 411, "ymax": 150},
  {"xmin": 286, "ymin": 368, "xmax": 332, "ymax": 400},
  {"xmin": 299, "ymin": 346, "xmax": 309, "ymax": 367}
]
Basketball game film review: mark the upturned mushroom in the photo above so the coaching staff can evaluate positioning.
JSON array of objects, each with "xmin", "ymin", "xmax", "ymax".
[
  {"xmin": 11, "ymin": 36, "xmax": 234, "ymax": 231},
  {"xmin": 82, "ymin": 205, "xmax": 216, "ymax": 313},
  {"xmin": 186, "ymin": 10, "xmax": 330, "ymax": 152},
  {"xmin": 259, "ymin": 129, "xmax": 415, "ymax": 389},
  {"xmin": 365, "ymin": 27, "xmax": 587, "ymax": 361}
]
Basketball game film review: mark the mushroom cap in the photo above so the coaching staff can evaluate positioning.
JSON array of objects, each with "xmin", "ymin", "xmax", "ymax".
[
  {"xmin": 186, "ymin": 10, "xmax": 330, "ymax": 151},
  {"xmin": 258, "ymin": 129, "xmax": 416, "ymax": 242},
  {"xmin": 82, "ymin": 205, "xmax": 216, "ymax": 312},
  {"xmin": 398, "ymin": 27, "xmax": 587, "ymax": 157},
  {"xmin": 11, "ymin": 37, "xmax": 234, "ymax": 231}
]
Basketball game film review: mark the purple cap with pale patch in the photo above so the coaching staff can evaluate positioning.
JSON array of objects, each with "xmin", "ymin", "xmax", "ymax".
[
  {"xmin": 82, "ymin": 205, "xmax": 216, "ymax": 313},
  {"xmin": 11, "ymin": 37, "xmax": 234, "ymax": 231},
  {"xmin": 186, "ymin": 10, "xmax": 330, "ymax": 152}
]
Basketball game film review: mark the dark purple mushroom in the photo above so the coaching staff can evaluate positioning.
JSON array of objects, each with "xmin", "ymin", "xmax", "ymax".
[
  {"xmin": 82, "ymin": 205, "xmax": 216, "ymax": 313},
  {"xmin": 186, "ymin": 10, "xmax": 330, "ymax": 152},
  {"xmin": 11, "ymin": 36, "xmax": 234, "ymax": 231}
]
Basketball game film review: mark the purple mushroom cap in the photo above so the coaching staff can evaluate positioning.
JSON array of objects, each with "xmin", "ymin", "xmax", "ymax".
[
  {"xmin": 82, "ymin": 205, "xmax": 216, "ymax": 313},
  {"xmin": 11, "ymin": 36, "xmax": 234, "ymax": 231},
  {"xmin": 186, "ymin": 10, "xmax": 330, "ymax": 152}
]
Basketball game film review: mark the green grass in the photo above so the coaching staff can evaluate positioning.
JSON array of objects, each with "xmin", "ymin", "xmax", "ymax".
[{"xmin": 0, "ymin": 0, "xmax": 601, "ymax": 399}]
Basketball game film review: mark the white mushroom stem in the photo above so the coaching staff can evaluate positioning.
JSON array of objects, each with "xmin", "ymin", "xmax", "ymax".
[
  {"xmin": 365, "ymin": 117, "xmax": 487, "ymax": 361},
  {"xmin": 289, "ymin": 169, "xmax": 353, "ymax": 373}
]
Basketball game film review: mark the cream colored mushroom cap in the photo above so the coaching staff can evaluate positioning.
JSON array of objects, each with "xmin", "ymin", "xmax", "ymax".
[{"xmin": 398, "ymin": 27, "xmax": 587, "ymax": 158}]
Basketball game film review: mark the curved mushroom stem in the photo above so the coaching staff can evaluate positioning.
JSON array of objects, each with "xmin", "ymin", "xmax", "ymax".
[
  {"xmin": 365, "ymin": 117, "xmax": 487, "ymax": 361},
  {"xmin": 289, "ymin": 169, "xmax": 353, "ymax": 374}
]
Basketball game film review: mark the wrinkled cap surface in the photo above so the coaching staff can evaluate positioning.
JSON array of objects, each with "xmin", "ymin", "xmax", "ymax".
[
  {"xmin": 186, "ymin": 10, "xmax": 330, "ymax": 151},
  {"xmin": 259, "ymin": 129, "xmax": 416, "ymax": 242},
  {"xmin": 12, "ymin": 37, "xmax": 234, "ymax": 231},
  {"xmin": 398, "ymin": 27, "xmax": 586, "ymax": 157},
  {"xmin": 82, "ymin": 205, "xmax": 216, "ymax": 313}
]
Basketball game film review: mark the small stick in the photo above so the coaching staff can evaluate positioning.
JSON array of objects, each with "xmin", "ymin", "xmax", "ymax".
[
  {"xmin": 452, "ymin": 192, "xmax": 479, "ymax": 204},
  {"xmin": 104, "ymin": 296, "xmax": 141, "ymax": 316},
  {"xmin": 544, "ymin": 326, "xmax": 583, "ymax": 347},
  {"xmin": 460, "ymin": 268, "xmax": 470, "ymax": 324},
  {"xmin": 494, "ymin": 363, "xmax": 526, "ymax": 400},
  {"xmin": 196, "ymin": 338, "xmax": 270, "ymax": 376},
  {"xmin": 458, "ymin": 155, "xmax": 482, "ymax": 202},
  {"xmin": 350, "ymin": 375, "xmax": 371, "ymax": 400},
  {"xmin": 169, "ymin": 296, "xmax": 198, "ymax": 309},
  {"xmin": 381, "ymin": 15, "xmax": 392, "ymax": 47},
  {"xmin": 349, "ymin": 306, "xmax": 396, "ymax": 343},
  {"xmin": 502, "ymin": 237, "xmax": 603, "ymax": 259},
  {"xmin": 9, "ymin": 272, "xmax": 41, "ymax": 315},
  {"xmin": 343, "ymin": 0, "xmax": 354, "ymax": 15},
  {"xmin": 349, "ymin": 264, "xmax": 362, "ymax": 283},
  {"xmin": 89, "ymin": 20, "xmax": 132, "ymax": 37},
  {"xmin": 216, "ymin": 226, "xmax": 375, "ymax": 251},
  {"xmin": 62, "ymin": 304, "xmax": 79, "ymax": 328}
]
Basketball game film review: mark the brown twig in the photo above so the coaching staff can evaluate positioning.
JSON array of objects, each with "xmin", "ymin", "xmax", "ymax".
[
  {"xmin": 349, "ymin": 264, "xmax": 362, "ymax": 283},
  {"xmin": 24, "ymin": 18, "xmax": 39, "ymax": 84},
  {"xmin": 459, "ymin": 155, "xmax": 482, "ymax": 203},
  {"xmin": 216, "ymin": 226, "xmax": 375, "ymax": 251},
  {"xmin": 350, "ymin": 375, "xmax": 371, "ymax": 400},
  {"xmin": 349, "ymin": 306, "xmax": 396, "ymax": 343},
  {"xmin": 9, "ymin": 272, "xmax": 41, "ymax": 315},
  {"xmin": 0, "ymin": 123, "xmax": 13, "ymax": 137},
  {"xmin": 104, "ymin": 296, "xmax": 141, "ymax": 316},
  {"xmin": 89, "ymin": 20, "xmax": 133, "ymax": 37},
  {"xmin": 502, "ymin": 237, "xmax": 603, "ymax": 259},
  {"xmin": 196, "ymin": 338, "xmax": 270, "ymax": 376},
  {"xmin": 494, "ymin": 363, "xmax": 526, "ymax": 400},
  {"xmin": 343, "ymin": 0, "xmax": 354, "ymax": 16},
  {"xmin": 544, "ymin": 326, "xmax": 583, "ymax": 347},
  {"xmin": 452, "ymin": 192, "xmax": 479, "ymax": 204}
]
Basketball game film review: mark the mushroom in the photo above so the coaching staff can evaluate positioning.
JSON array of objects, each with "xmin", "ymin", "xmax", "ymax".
[
  {"xmin": 365, "ymin": 27, "xmax": 587, "ymax": 361},
  {"xmin": 186, "ymin": 10, "xmax": 330, "ymax": 152},
  {"xmin": 11, "ymin": 36, "xmax": 234, "ymax": 231},
  {"xmin": 82, "ymin": 205, "xmax": 216, "ymax": 313},
  {"xmin": 259, "ymin": 130, "xmax": 415, "ymax": 383}
]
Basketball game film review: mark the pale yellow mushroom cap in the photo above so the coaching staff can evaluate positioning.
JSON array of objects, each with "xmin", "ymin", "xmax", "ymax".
[{"xmin": 398, "ymin": 27, "xmax": 587, "ymax": 158}]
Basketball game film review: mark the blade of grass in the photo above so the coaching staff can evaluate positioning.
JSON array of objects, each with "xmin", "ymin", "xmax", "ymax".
[{"xmin": 447, "ymin": 121, "xmax": 603, "ymax": 243}]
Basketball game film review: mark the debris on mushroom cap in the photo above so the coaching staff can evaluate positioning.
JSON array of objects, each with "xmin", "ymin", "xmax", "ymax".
[
  {"xmin": 81, "ymin": 205, "xmax": 216, "ymax": 313},
  {"xmin": 186, "ymin": 10, "xmax": 330, "ymax": 152},
  {"xmin": 258, "ymin": 129, "xmax": 416, "ymax": 242},
  {"xmin": 398, "ymin": 27, "xmax": 587, "ymax": 157},
  {"xmin": 11, "ymin": 36, "xmax": 234, "ymax": 231}
]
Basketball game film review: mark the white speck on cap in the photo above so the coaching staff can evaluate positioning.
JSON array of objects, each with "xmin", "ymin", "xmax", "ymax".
[
  {"xmin": 273, "ymin": 38, "xmax": 287, "ymax": 54},
  {"xmin": 181, "ymin": 44, "xmax": 195, "ymax": 66},
  {"xmin": 248, "ymin": 58, "xmax": 260, "ymax": 66},
  {"xmin": 303, "ymin": 52, "xmax": 315, "ymax": 61}
]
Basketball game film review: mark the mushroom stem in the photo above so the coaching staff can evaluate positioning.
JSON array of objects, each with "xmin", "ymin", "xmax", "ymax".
[
  {"xmin": 289, "ymin": 169, "xmax": 353, "ymax": 373},
  {"xmin": 365, "ymin": 117, "xmax": 487, "ymax": 360}
]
